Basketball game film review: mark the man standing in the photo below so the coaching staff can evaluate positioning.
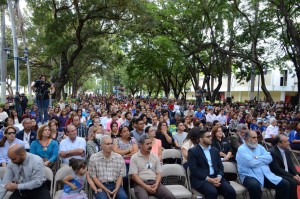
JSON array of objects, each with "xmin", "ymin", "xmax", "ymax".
[
  {"xmin": 269, "ymin": 134, "xmax": 300, "ymax": 199},
  {"xmin": 16, "ymin": 118, "xmax": 37, "ymax": 152},
  {"xmin": 72, "ymin": 115, "xmax": 87, "ymax": 138},
  {"xmin": 88, "ymin": 135, "xmax": 128, "ymax": 199},
  {"xmin": 236, "ymin": 131, "xmax": 290, "ymax": 199},
  {"xmin": 195, "ymin": 86, "xmax": 203, "ymax": 109},
  {"xmin": 188, "ymin": 130, "xmax": 236, "ymax": 199},
  {"xmin": 0, "ymin": 144, "xmax": 51, "ymax": 199},
  {"xmin": 59, "ymin": 124, "xmax": 86, "ymax": 164},
  {"xmin": 129, "ymin": 134, "xmax": 175, "ymax": 199}
]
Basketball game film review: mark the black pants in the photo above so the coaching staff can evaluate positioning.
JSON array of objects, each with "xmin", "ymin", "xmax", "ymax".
[
  {"xmin": 243, "ymin": 176, "xmax": 290, "ymax": 199},
  {"xmin": 10, "ymin": 184, "xmax": 51, "ymax": 199}
]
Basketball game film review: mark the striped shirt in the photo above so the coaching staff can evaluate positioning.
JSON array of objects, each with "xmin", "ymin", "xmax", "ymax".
[{"xmin": 88, "ymin": 151, "xmax": 126, "ymax": 183}]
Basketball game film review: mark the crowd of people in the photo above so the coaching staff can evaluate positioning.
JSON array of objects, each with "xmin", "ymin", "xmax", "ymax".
[{"xmin": 0, "ymin": 86, "xmax": 300, "ymax": 198}]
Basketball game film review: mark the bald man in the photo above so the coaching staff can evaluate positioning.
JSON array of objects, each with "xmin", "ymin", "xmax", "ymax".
[{"xmin": 0, "ymin": 144, "xmax": 51, "ymax": 199}]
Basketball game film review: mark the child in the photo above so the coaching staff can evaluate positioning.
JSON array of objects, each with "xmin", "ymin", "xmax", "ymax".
[
  {"xmin": 60, "ymin": 158, "xmax": 99, "ymax": 199},
  {"xmin": 250, "ymin": 118, "xmax": 259, "ymax": 131}
]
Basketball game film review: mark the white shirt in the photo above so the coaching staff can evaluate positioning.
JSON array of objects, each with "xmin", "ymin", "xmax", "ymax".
[
  {"xmin": 216, "ymin": 114, "xmax": 227, "ymax": 125},
  {"xmin": 101, "ymin": 117, "xmax": 111, "ymax": 130},
  {"xmin": 23, "ymin": 133, "xmax": 31, "ymax": 149},
  {"xmin": 59, "ymin": 137, "xmax": 86, "ymax": 163},
  {"xmin": 265, "ymin": 125, "xmax": 279, "ymax": 139},
  {"xmin": 0, "ymin": 112, "xmax": 8, "ymax": 121},
  {"xmin": 206, "ymin": 113, "xmax": 216, "ymax": 123}
]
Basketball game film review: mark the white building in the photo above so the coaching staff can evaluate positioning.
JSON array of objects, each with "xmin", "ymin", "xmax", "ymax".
[{"xmin": 187, "ymin": 68, "xmax": 298, "ymax": 102}]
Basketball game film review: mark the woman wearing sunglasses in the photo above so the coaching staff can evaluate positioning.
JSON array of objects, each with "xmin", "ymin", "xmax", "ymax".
[{"xmin": 0, "ymin": 126, "xmax": 24, "ymax": 167}]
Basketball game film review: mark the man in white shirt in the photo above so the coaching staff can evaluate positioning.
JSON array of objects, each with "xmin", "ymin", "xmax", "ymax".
[
  {"xmin": 173, "ymin": 122, "xmax": 188, "ymax": 148},
  {"xmin": 100, "ymin": 111, "xmax": 111, "ymax": 131},
  {"xmin": 206, "ymin": 109, "xmax": 216, "ymax": 124},
  {"xmin": 216, "ymin": 110, "xmax": 227, "ymax": 126},
  {"xmin": 59, "ymin": 124, "xmax": 86, "ymax": 164},
  {"xmin": 265, "ymin": 118, "xmax": 279, "ymax": 145}
]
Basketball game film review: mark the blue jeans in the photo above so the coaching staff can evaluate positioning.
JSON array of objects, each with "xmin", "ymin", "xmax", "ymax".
[
  {"xmin": 94, "ymin": 182, "xmax": 128, "ymax": 199},
  {"xmin": 36, "ymin": 98, "xmax": 49, "ymax": 123}
]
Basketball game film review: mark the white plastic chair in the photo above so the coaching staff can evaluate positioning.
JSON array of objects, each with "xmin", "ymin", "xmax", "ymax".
[
  {"xmin": 53, "ymin": 166, "xmax": 73, "ymax": 199},
  {"xmin": 44, "ymin": 166, "xmax": 54, "ymax": 196},
  {"xmin": 162, "ymin": 164, "xmax": 192, "ymax": 198}
]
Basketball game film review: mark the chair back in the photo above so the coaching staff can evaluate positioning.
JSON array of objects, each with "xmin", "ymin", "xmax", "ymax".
[
  {"xmin": 162, "ymin": 149, "xmax": 182, "ymax": 164},
  {"xmin": 52, "ymin": 166, "xmax": 73, "ymax": 198},
  {"xmin": 44, "ymin": 166, "xmax": 54, "ymax": 196}
]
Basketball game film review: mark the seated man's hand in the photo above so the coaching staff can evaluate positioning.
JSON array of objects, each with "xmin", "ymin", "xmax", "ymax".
[
  {"xmin": 5, "ymin": 182, "xmax": 18, "ymax": 191},
  {"xmin": 145, "ymin": 184, "xmax": 156, "ymax": 194}
]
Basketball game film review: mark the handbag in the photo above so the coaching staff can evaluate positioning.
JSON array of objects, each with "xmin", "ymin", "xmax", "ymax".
[{"xmin": 63, "ymin": 179, "xmax": 81, "ymax": 193}]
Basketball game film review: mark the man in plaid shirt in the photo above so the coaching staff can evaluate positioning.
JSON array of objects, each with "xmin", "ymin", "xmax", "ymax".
[
  {"xmin": 88, "ymin": 135, "xmax": 128, "ymax": 199},
  {"xmin": 72, "ymin": 115, "xmax": 87, "ymax": 138}
]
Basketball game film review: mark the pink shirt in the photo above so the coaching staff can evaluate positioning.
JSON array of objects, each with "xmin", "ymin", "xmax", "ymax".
[{"xmin": 151, "ymin": 138, "xmax": 162, "ymax": 158}]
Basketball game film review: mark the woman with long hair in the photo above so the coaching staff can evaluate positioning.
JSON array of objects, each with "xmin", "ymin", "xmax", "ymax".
[
  {"xmin": 10, "ymin": 109, "xmax": 20, "ymax": 125},
  {"xmin": 110, "ymin": 121, "xmax": 119, "ymax": 139},
  {"xmin": 77, "ymin": 108, "xmax": 86, "ymax": 126},
  {"xmin": 211, "ymin": 126, "xmax": 232, "ymax": 161},
  {"xmin": 181, "ymin": 127, "xmax": 200, "ymax": 169},
  {"xmin": 86, "ymin": 127, "xmax": 101, "ymax": 163},
  {"xmin": 156, "ymin": 121, "xmax": 173, "ymax": 149},
  {"xmin": 145, "ymin": 126, "xmax": 162, "ymax": 161},
  {"xmin": 0, "ymin": 126, "xmax": 24, "ymax": 167},
  {"xmin": 58, "ymin": 108, "xmax": 69, "ymax": 128},
  {"xmin": 30, "ymin": 125, "xmax": 59, "ymax": 170}
]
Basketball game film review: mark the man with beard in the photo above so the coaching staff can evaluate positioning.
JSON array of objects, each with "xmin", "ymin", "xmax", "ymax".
[
  {"xmin": 129, "ymin": 134, "xmax": 175, "ymax": 199},
  {"xmin": 236, "ymin": 130, "xmax": 291, "ymax": 199},
  {"xmin": 188, "ymin": 129, "xmax": 236, "ymax": 199}
]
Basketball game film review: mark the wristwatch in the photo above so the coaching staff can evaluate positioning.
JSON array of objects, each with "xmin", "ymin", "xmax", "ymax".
[{"xmin": 255, "ymin": 156, "xmax": 259, "ymax": 159}]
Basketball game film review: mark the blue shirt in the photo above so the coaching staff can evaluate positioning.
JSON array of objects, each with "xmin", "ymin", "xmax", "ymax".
[
  {"xmin": 194, "ymin": 111, "xmax": 205, "ymax": 119},
  {"xmin": 30, "ymin": 139, "xmax": 59, "ymax": 163},
  {"xmin": 236, "ymin": 143, "xmax": 282, "ymax": 186},
  {"xmin": 0, "ymin": 139, "xmax": 25, "ymax": 164},
  {"xmin": 288, "ymin": 130, "xmax": 299, "ymax": 143},
  {"xmin": 250, "ymin": 124, "xmax": 259, "ymax": 131},
  {"xmin": 199, "ymin": 144, "xmax": 214, "ymax": 175}
]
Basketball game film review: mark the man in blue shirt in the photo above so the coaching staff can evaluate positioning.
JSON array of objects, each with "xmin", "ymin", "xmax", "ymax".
[
  {"xmin": 188, "ymin": 129, "xmax": 236, "ymax": 199},
  {"xmin": 236, "ymin": 130, "xmax": 290, "ymax": 199}
]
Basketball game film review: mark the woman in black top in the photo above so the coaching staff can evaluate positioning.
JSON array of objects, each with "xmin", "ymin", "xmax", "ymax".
[{"xmin": 211, "ymin": 126, "xmax": 233, "ymax": 161}]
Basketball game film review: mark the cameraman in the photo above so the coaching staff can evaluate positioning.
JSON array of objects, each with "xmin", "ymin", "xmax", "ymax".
[{"xmin": 31, "ymin": 75, "xmax": 55, "ymax": 124}]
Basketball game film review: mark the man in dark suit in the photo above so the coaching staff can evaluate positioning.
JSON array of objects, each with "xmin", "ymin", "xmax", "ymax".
[
  {"xmin": 188, "ymin": 129, "xmax": 236, "ymax": 199},
  {"xmin": 16, "ymin": 118, "xmax": 37, "ymax": 152},
  {"xmin": 269, "ymin": 134, "xmax": 300, "ymax": 199}
]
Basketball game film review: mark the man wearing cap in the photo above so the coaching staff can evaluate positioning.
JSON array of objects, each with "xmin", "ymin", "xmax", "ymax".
[{"xmin": 230, "ymin": 124, "xmax": 247, "ymax": 158}]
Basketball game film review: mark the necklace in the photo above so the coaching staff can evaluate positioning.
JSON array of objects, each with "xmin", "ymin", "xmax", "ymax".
[{"xmin": 40, "ymin": 139, "xmax": 51, "ymax": 151}]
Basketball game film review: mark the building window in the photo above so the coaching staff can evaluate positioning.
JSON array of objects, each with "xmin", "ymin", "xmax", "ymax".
[{"xmin": 280, "ymin": 70, "xmax": 287, "ymax": 86}]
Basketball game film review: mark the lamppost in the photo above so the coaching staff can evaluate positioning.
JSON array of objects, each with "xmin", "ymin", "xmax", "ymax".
[{"xmin": 4, "ymin": 47, "xmax": 28, "ymax": 93}]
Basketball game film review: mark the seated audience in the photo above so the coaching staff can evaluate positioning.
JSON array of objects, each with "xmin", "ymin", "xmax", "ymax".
[
  {"xmin": 211, "ymin": 126, "xmax": 232, "ymax": 161},
  {"xmin": 129, "ymin": 134, "xmax": 175, "ymax": 199},
  {"xmin": 188, "ymin": 129, "xmax": 236, "ymax": 199},
  {"xmin": 30, "ymin": 125, "xmax": 59, "ymax": 170},
  {"xmin": 59, "ymin": 124, "xmax": 86, "ymax": 164},
  {"xmin": 145, "ymin": 126, "xmax": 162, "ymax": 161},
  {"xmin": 86, "ymin": 127, "xmax": 101, "ymax": 163},
  {"xmin": 16, "ymin": 118, "xmax": 37, "ymax": 152},
  {"xmin": 269, "ymin": 134, "xmax": 300, "ymax": 199},
  {"xmin": 181, "ymin": 127, "xmax": 200, "ymax": 169},
  {"xmin": 264, "ymin": 118, "xmax": 279, "ymax": 144},
  {"xmin": 155, "ymin": 121, "xmax": 173, "ymax": 149},
  {"xmin": 236, "ymin": 130, "xmax": 290, "ymax": 199},
  {"xmin": 0, "ymin": 144, "xmax": 51, "ymax": 199},
  {"xmin": 173, "ymin": 121, "xmax": 188, "ymax": 149},
  {"xmin": 288, "ymin": 122, "xmax": 300, "ymax": 150},
  {"xmin": 0, "ymin": 126, "xmax": 24, "ymax": 167}
]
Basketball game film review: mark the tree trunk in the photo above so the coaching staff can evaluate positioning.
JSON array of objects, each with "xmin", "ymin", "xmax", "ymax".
[
  {"xmin": 0, "ymin": 6, "xmax": 6, "ymax": 102},
  {"xmin": 7, "ymin": 0, "xmax": 19, "ymax": 92},
  {"xmin": 211, "ymin": 73, "xmax": 223, "ymax": 103}
]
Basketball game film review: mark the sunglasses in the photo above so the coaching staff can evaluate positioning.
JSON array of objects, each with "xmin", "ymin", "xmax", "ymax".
[{"xmin": 6, "ymin": 132, "xmax": 16, "ymax": 135}]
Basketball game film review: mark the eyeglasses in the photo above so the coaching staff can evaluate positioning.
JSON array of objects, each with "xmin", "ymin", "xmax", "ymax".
[
  {"xmin": 104, "ymin": 142, "xmax": 113, "ymax": 145},
  {"xmin": 251, "ymin": 136, "xmax": 258, "ymax": 139},
  {"xmin": 6, "ymin": 132, "xmax": 16, "ymax": 135}
]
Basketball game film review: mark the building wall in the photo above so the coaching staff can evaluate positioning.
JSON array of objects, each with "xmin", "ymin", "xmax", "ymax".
[{"xmin": 187, "ymin": 68, "xmax": 298, "ymax": 102}]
